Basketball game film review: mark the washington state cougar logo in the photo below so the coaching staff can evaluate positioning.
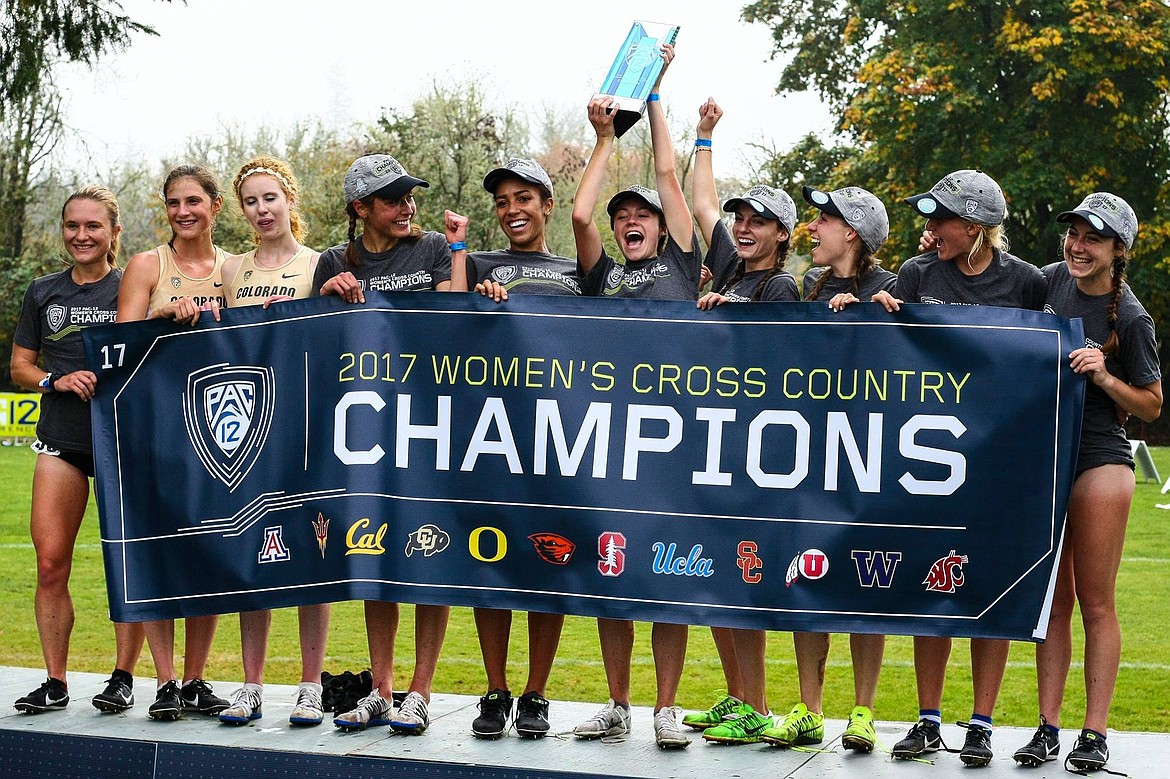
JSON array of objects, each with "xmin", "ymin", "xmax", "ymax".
[
  {"xmin": 529, "ymin": 533, "xmax": 575, "ymax": 565},
  {"xmin": 597, "ymin": 531, "xmax": 626, "ymax": 576},
  {"xmin": 182, "ymin": 363, "xmax": 275, "ymax": 492},
  {"xmin": 923, "ymin": 549, "xmax": 968, "ymax": 593}
]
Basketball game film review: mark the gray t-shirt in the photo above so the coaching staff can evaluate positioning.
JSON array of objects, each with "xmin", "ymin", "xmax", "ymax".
[
  {"xmin": 14, "ymin": 267, "xmax": 122, "ymax": 453},
  {"xmin": 894, "ymin": 248, "xmax": 1046, "ymax": 309},
  {"xmin": 802, "ymin": 266, "xmax": 897, "ymax": 302},
  {"xmin": 467, "ymin": 248, "xmax": 581, "ymax": 296},
  {"xmin": 1043, "ymin": 262, "xmax": 1161, "ymax": 473},
  {"xmin": 311, "ymin": 231, "xmax": 452, "ymax": 295},
  {"xmin": 581, "ymin": 233, "xmax": 702, "ymax": 301},
  {"xmin": 706, "ymin": 220, "xmax": 798, "ymax": 302}
]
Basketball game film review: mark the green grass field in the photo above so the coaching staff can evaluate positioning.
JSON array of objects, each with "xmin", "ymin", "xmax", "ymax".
[{"xmin": 1, "ymin": 443, "xmax": 1167, "ymax": 731}]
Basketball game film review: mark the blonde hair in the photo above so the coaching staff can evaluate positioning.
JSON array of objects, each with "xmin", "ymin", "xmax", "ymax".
[
  {"xmin": 61, "ymin": 186, "xmax": 121, "ymax": 268},
  {"xmin": 234, "ymin": 155, "xmax": 305, "ymax": 243},
  {"xmin": 967, "ymin": 223, "xmax": 1008, "ymax": 265}
]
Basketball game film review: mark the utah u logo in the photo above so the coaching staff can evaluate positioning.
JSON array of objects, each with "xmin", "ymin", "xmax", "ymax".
[
  {"xmin": 851, "ymin": 550, "xmax": 902, "ymax": 588},
  {"xmin": 598, "ymin": 531, "xmax": 626, "ymax": 577},
  {"xmin": 183, "ymin": 364, "xmax": 275, "ymax": 491},
  {"xmin": 258, "ymin": 526, "xmax": 290, "ymax": 563},
  {"xmin": 923, "ymin": 550, "xmax": 968, "ymax": 593},
  {"xmin": 786, "ymin": 549, "xmax": 828, "ymax": 587},
  {"xmin": 737, "ymin": 541, "xmax": 763, "ymax": 584}
]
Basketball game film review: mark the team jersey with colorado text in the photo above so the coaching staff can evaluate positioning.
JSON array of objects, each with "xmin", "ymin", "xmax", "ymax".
[
  {"xmin": 147, "ymin": 242, "xmax": 227, "ymax": 314},
  {"xmin": 227, "ymin": 245, "xmax": 316, "ymax": 306}
]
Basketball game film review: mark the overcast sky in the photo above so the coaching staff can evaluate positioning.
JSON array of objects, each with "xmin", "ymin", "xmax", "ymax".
[{"xmin": 54, "ymin": 0, "xmax": 834, "ymax": 179}]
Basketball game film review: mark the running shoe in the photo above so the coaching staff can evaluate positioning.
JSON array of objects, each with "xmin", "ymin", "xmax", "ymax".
[
  {"xmin": 390, "ymin": 691, "xmax": 430, "ymax": 735},
  {"xmin": 653, "ymin": 706, "xmax": 691, "ymax": 749},
  {"xmin": 180, "ymin": 678, "xmax": 229, "ymax": 714},
  {"xmin": 92, "ymin": 670, "xmax": 134, "ymax": 713},
  {"xmin": 701, "ymin": 703, "xmax": 771, "ymax": 744},
  {"xmin": 334, "ymin": 689, "xmax": 392, "ymax": 730},
  {"xmin": 14, "ymin": 678, "xmax": 68, "ymax": 713},
  {"xmin": 892, "ymin": 718, "xmax": 944, "ymax": 759},
  {"xmin": 761, "ymin": 702, "xmax": 824, "ymax": 747},
  {"xmin": 958, "ymin": 721, "xmax": 993, "ymax": 767},
  {"xmin": 573, "ymin": 698, "xmax": 631, "ymax": 739},
  {"xmin": 471, "ymin": 688, "xmax": 512, "ymax": 739},
  {"xmin": 219, "ymin": 686, "xmax": 263, "ymax": 725},
  {"xmin": 1066, "ymin": 729, "xmax": 1109, "ymax": 772},
  {"xmin": 289, "ymin": 683, "xmax": 324, "ymax": 726},
  {"xmin": 148, "ymin": 680, "xmax": 182, "ymax": 721},
  {"xmin": 682, "ymin": 693, "xmax": 742, "ymax": 731},
  {"xmin": 841, "ymin": 705, "xmax": 877, "ymax": 752},
  {"xmin": 1013, "ymin": 717, "xmax": 1059, "ymax": 767},
  {"xmin": 515, "ymin": 691, "xmax": 550, "ymax": 738}
]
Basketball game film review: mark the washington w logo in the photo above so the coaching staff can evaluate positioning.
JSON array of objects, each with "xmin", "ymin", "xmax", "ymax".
[{"xmin": 182, "ymin": 364, "xmax": 275, "ymax": 491}]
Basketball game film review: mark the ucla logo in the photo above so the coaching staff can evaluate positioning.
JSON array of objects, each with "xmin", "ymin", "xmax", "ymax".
[
  {"xmin": 258, "ymin": 526, "xmax": 290, "ymax": 564},
  {"xmin": 651, "ymin": 542, "xmax": 713, "ymax": 578},
  {"xmin": 923, "ymin": 549, "xmax": 968, "ymax": 593},
  {"xmin": 405, "ymin": 524, "xmax": 450, "ymax": 557},
  {"xmin": 183, "ymin": 364, "xmax": 275, "ymax": 492},
  {"xmin": 345, "ymin": 517, "xmax": 387, "ymax": 556}
]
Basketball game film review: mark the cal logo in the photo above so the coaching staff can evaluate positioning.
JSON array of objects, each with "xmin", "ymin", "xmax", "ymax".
[
  {"xmin": 529, "ymin": 533, "xmax": 575, "ymax": 565},
  {"xmin": 923, "ymin": 549, "xmax": 968, "ymax": 593},
  {"xmin": 258, "ymin": 526, "xmax": 290, "ymax": 563},
  {"xmin": 183, "ymin": 364, "xmax": 275, "ymax": 492},
  {"xmin": 491, "ymin": 266, "xmax": 516, "ymax": 284},
  {"xmin": 737, "ymin": 541, "xmax": 763, "ymax": 584},
  {"xmin": 345, "ymin": 518, "xmax": 387, "ymax": 556},
  {"xmin": 405, "ymin": 524, "xmax": 451, "ymax": 557},
  {"xmin": 851, "ymin": 550, "xmax": 902, "ymax": 588},
  {"xmin": 46, "ymin": 305, "xmax": 66, "ymax": 332},
  {"xmin": 785, "ymin": 548, "xmax": 828, "ymax": 587},
  {"xmin": 598, "ymin": 531, "xmax": 626, "ymax": 577},
  {"xmin": 311, "ymin": 513, "xmax": 329, "ymax": 559}
]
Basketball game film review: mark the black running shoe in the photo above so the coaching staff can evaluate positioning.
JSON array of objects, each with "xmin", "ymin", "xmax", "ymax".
[
  {"xmin": 92, "ymin": 670, "xmax": 134, "ymax": 713},
  {"xmin": 1066, "ymin": 729, "xmax": 1109, "ymax": 772},
  {"xmin": 958, "ymin": 721, "xmax": 993, "ymax": 767},
  {"xmin": 471, "ymin": 688, "xmax": 512, "ymax": 739},
  {"xmin": 148, "ymin": 680, "xmax": 182, "ymax": 721},
  {"xmin": 14, "ymin": 678, "xmax": 69, "ymax": 713},
  {"xmin": 515, "ymin": 691, "xmax": 550, "ymax": 739},
  {"xmin": 1013, "ymin": 718, "xmax": 1059, "ymax": 767},
  {"xmin": 892, "ymin": 718, "xmax": 943, "ymax": 759},
  {"xmin": 181, "ymin": 678, "xmax": 228, "ymax": 714}
]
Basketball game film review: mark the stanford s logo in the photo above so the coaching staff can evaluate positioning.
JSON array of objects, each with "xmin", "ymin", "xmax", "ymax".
[
  {"xmin": 597, "ymin": 531, "xmax": 626, "ymax": 577},
  {"xmin": 183, "ymin": 364, "xmax": 275, "ymax": 492},
  {"xmin": 529, "ymin": 533, "xmax": 575, "ymax": 565},
  {"xmin": 923, "ymin": 549, "xmax": 968, "ymax": 593}
]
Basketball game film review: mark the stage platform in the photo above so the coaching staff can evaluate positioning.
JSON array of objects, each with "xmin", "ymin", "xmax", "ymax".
[{"xmin": 0, "ymin": 665, "xmax": 1160, "ymax": 777}]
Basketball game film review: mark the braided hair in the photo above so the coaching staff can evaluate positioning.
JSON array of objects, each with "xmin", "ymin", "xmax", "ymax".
[{"xmin": 1101, "ymin": 246, "xmax": 1129, "ymax": 355}]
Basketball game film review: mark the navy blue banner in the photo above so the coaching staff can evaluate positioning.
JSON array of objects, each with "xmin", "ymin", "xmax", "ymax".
[{"xmin": 84, "ymin": 294, "xmax": 1083, "ymax": 640}]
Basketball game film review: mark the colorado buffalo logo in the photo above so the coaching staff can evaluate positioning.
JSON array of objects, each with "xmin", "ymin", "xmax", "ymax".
[{"xmin": 529, "ymin": 533, "xmax": 575, "ymax": 565}]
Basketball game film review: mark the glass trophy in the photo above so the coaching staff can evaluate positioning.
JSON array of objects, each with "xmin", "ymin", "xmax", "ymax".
[{"xmin": 595, "ymin": 20, "xmax": 680, "ymax": 137}]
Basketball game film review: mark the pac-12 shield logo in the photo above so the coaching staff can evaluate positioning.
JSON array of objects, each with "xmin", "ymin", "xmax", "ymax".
[
  {"xmin": 182, "ymin": 363, "xmax": 275, "ymax": 492},
  {"xmin": 923, "ymin": 549, "xmax": 968, "ymax": 593},
  {"xmin": 46, "ymin": 305, "xmax": 66, "ymax": 332}
]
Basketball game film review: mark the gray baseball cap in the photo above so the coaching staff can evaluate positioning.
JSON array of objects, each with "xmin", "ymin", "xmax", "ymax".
[
  {"xmin": 1057, "ymin": 192, "xmax": 1138, "ymax": 250},
  {"xmin": 802, "ymin": 185, "xmax": 890, "ymax": 252},
  {"xmin": 483, "ymin": 158, "xmax": 555, "ymax": 199},
  {"xmin": 723, "ymin": 185, "xmax": 798, "ymax": 233},
  {"xmin": 343, "ymin": 154, "xmax": 428, "ymax": 204},
  {"xmin": 606, "ymin": 185, "xmax": 663, "ymax": 220},
  {"xmin": 905, "ymin": 169, "xmax": 1006, "ymax": 226}
]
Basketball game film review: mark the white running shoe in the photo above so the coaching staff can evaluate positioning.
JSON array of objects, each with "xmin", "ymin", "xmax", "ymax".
[
  {"xmin": 289, "ymin": 683, "xmax": 324, "ymax": 726},
  {"xmin": 333, "ymin": 689, "xmax": 392, "ymax": 731},
  {"xmin": 390, "ymin": 691, "xmax": 430, "ymax": 734},
  {"xmin": 219, "ymin": 686, "xmax": 263, "ymax": 725},
  {"xmin": 654, "ymin": 706, "xmax": 691, "ymax": 749},
  {"xmin": 573, "ymin": 699, "xmax": 632, "ymax": 739}
]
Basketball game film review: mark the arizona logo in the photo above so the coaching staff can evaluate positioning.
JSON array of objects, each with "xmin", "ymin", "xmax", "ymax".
[
  {"xmin": 529, "ymin": 533, "xmax": 575, "ymax": 565},
  {"xmin": 182, "ymin": 363, "xmax": 275, "ymax": 492},
  {"xmin": 258, "ymin": 526, "xmax": 290, "ymax": 564},
  {"xmin": 311, "ymin": 514, "xmax": 329, "ymax": 559},
  {"xmin": 597, "ymin": 531, "xmax": 626, "ymax": 577},
  {"xmin": 737, "ymin": 541, "xmax": 763, "ymax": 584},
  {"xmin": 923, "ymin": 549, "xmax": 969, "ymax": 593},
  {"xmin": 785, "ymin": 548, "xmax": 828, "ymax": 587},
  {"xmin": 405, "ymin": 524, "xmax": 451, "ymax": 558}
]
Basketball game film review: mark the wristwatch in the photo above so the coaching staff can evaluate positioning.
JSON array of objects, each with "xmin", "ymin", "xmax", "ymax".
[{"xmin": 38, "ymin": 372, "xmax": 56, "ymax": 391}]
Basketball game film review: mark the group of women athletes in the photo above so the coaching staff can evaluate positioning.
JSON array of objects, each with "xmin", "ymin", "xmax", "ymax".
[{"xmin": 11, "ymin": 45, "xmax": 1160, "ymax": 773}]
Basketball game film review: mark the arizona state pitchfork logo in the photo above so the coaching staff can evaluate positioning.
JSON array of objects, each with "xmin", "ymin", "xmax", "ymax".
[{"xmin": 182, "ymin": 363, "xmax": 275, "ymax": 492}]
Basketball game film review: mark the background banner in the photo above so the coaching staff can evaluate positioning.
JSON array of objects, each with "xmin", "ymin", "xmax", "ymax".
[
  {"xmin": 84, "ymin": 294, "xmax": 1083, "ymax": 640},
  {"xmin": 0, "ymin": 392, "xmax": 40, "ymax": 438}
]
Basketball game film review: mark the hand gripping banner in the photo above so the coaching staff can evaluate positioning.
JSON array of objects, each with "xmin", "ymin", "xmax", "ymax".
[{"xmin": 84, "ymin": 294, "xmax": 1084, "ymax": 640}]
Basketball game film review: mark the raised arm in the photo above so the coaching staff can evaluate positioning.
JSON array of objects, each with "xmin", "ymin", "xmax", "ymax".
[
  {"xmin": 572, "ymin": 97, "xmax": 617, "ymax": 274},
  {"xmin": 692, "ymin": 97, "xmax": 723, "ymax": 250},
  {"xmin": 648, "ymin": 44, "xmax": 692, "ymax": 253},
  {"xmin": 443, "ymin": 209, "xmax": 469, "ymax": 292}
]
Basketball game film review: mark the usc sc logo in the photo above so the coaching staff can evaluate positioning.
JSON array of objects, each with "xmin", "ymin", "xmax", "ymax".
[{"xmin": 469, "ymin": 526, "xmax": 507, "ymax": 562}]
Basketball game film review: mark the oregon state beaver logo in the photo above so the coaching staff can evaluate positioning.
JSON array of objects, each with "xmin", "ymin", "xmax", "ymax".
[{"xmin": 529, "ymin": 533, "xmax": 575, "ymax": 565}]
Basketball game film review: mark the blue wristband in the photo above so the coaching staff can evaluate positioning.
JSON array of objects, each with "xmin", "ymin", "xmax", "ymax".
[
  {"xmin": 647, "ymin": 93, "xmax": 660, "ymax": 102},
  {"xmin": 694, "ymin": 138, "xmax": 712, "ymax": 149},
  {"xmin": 449, "ymin": 241, "xmax": 467, "ymax": 252}
]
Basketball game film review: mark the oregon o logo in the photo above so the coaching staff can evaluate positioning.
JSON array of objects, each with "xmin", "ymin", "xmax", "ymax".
[{"xmin": 469, "ymin": 526, "xmax": 507, "ymax": 562}]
